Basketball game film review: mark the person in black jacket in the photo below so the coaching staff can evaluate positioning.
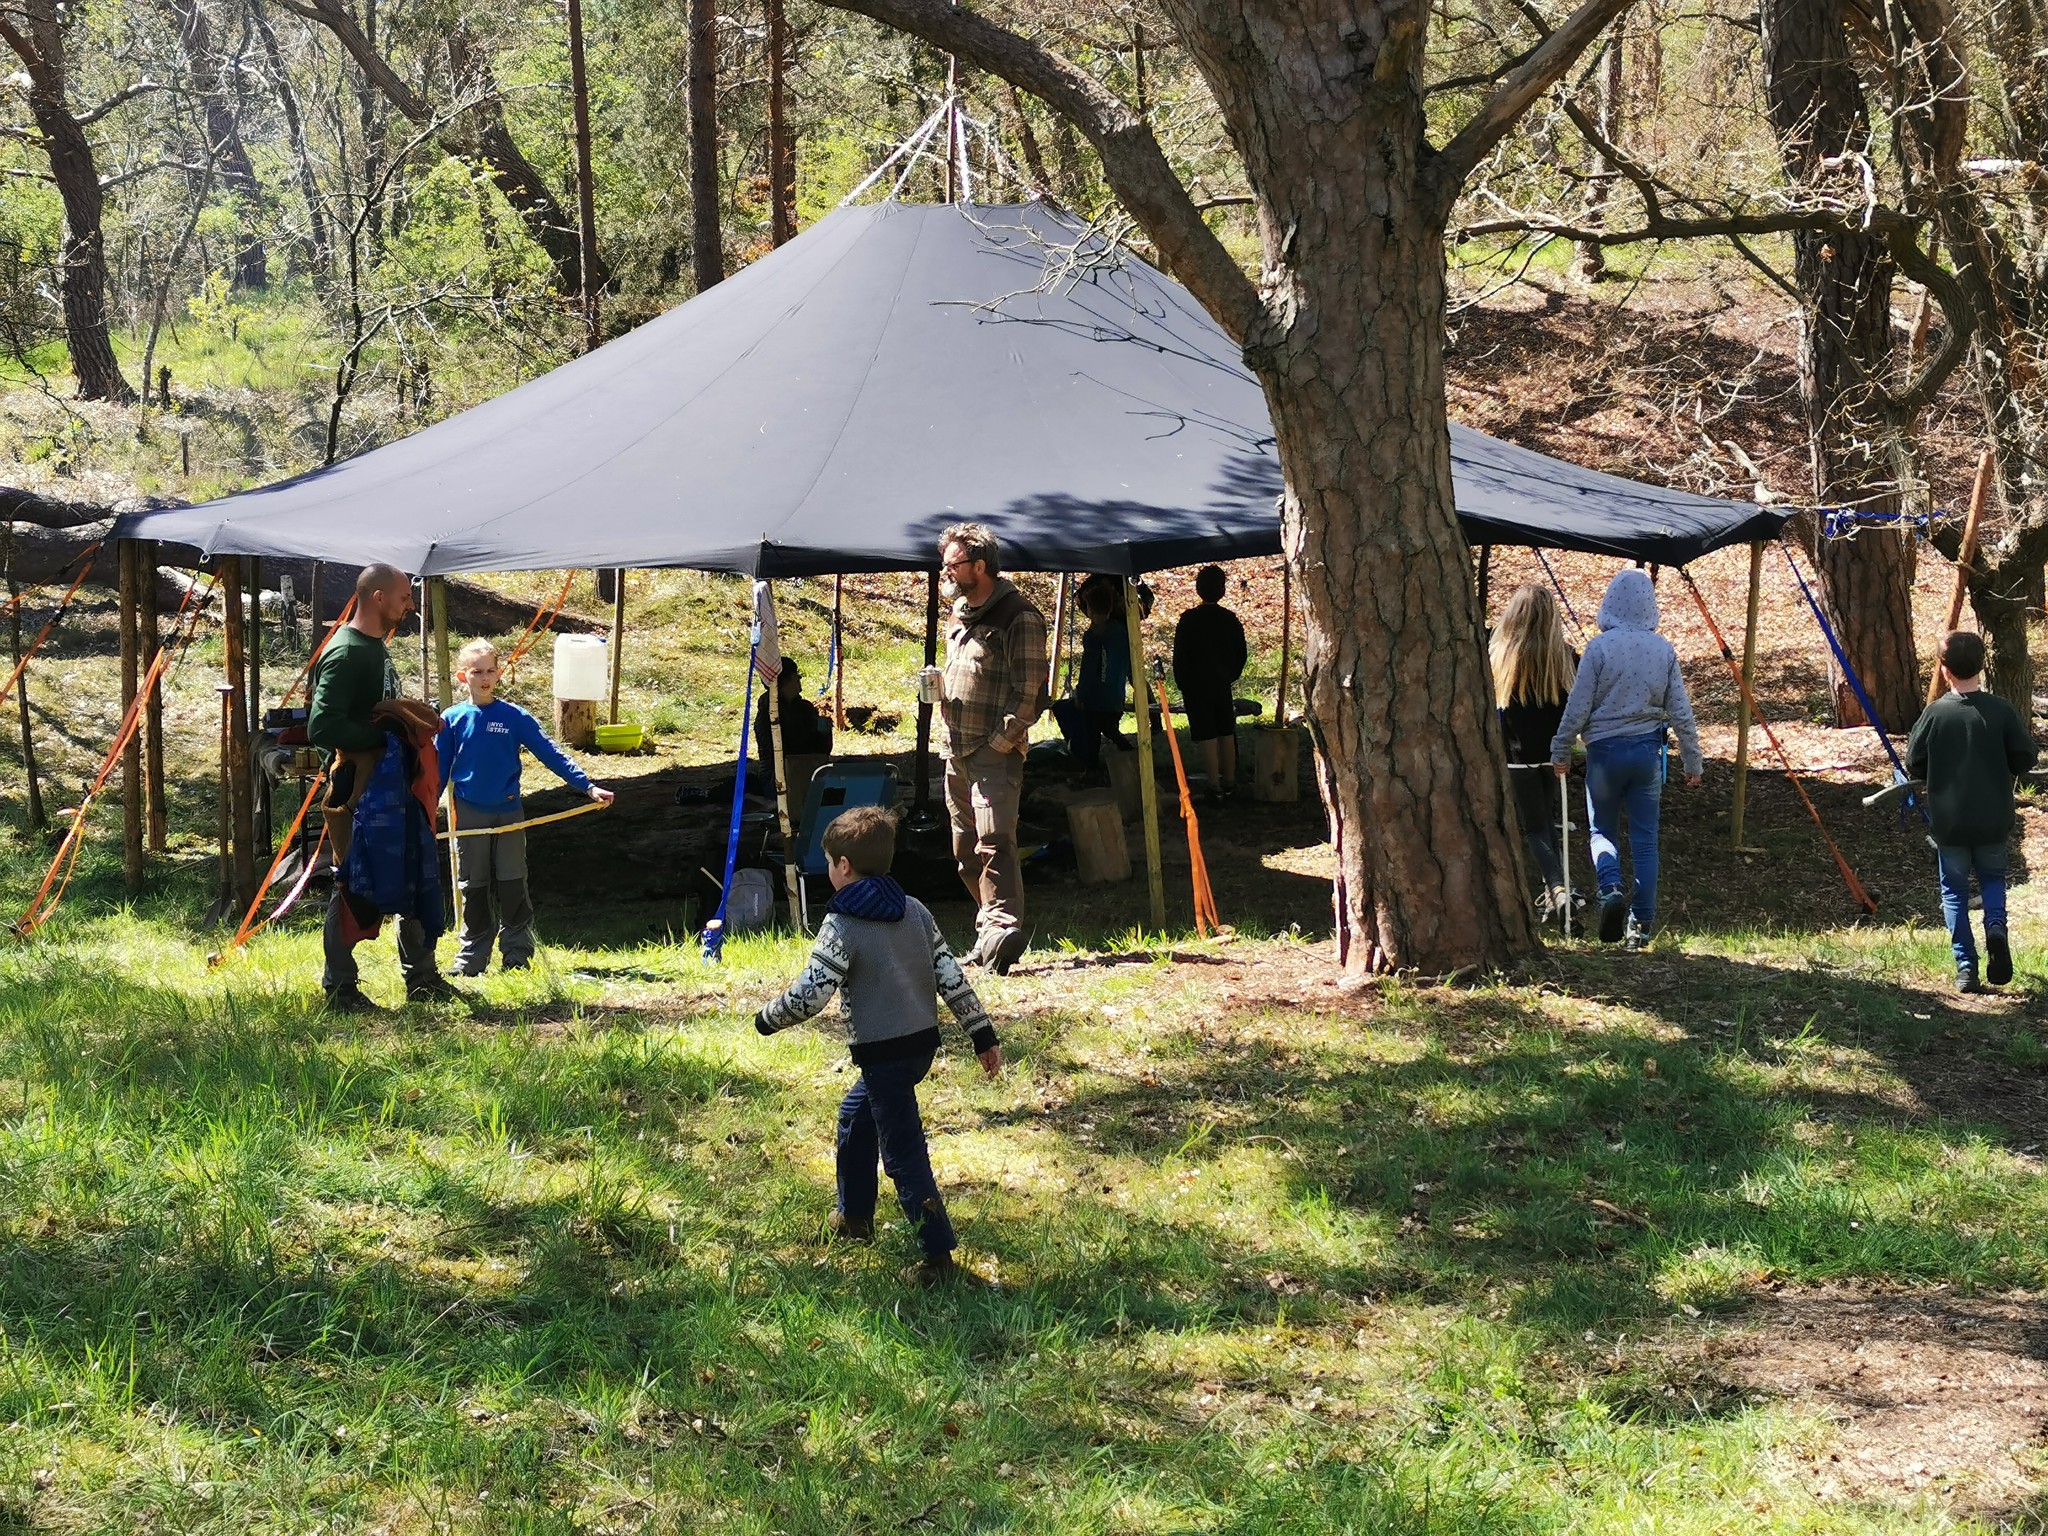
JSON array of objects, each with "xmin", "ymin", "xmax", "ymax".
[
  {"xmin": 1172, "ymin": 566, "xmax": 1248, "ymax": 802},
  {"xmin": 1906, "ymin": 629, "xmax": 2040, "ymax": 992},
  {"xmin": 756, "ymin": 658, "xmax": 834, "ymax": 767},
  {"xmin": 1492, "ymin": 584, "xmax": 1578, "ymax": 926}
]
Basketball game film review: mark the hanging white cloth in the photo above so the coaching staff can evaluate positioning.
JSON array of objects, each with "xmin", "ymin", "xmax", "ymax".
[{"xmin": 752, "ymin": 579, "xmax": 782, "ymax": 679}]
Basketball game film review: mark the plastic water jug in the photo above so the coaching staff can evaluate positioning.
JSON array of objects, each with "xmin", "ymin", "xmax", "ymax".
[{"xmin": 553, "ymin": 634, "xmax": 608, "ymax": 700}]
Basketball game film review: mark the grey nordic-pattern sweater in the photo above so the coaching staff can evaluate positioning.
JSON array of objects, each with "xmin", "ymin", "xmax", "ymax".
[
  {"xmin": 756, "ymin": 882, "xmax": 996, "ymax": 1065},
  {"xmin": 1550, "ymin": 568, "xmax": 1703, "ymax": 777}
]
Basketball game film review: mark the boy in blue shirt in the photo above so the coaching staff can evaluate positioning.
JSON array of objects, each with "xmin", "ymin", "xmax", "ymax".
[{"xmin": 436, "ymin": 639, "xmax": 614, "ymax": 974}]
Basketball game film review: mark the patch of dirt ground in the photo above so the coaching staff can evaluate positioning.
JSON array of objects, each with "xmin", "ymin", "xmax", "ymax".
[{"xmin": 1708, "ymin": 1285, "xmax": 2048, "ymax": 1515}]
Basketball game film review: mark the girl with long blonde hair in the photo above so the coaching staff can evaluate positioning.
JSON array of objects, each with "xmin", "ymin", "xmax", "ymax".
[{"xmin": 1491, "ymin": 584, "xmax": 1578, "ymax": 925}]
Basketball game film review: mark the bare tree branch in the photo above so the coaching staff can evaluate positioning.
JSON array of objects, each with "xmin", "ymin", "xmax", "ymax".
[
  {"xmin": 76, "ymin": 79, "xmax": 170, "ymax": 127},
  {"xmin": 1425, "ymin": 0, "xmax": 1636, "ymax": 213}
]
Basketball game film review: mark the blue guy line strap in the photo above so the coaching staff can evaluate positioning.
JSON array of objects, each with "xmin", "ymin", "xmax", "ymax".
[
  {"xmin": 818, "ymin": 618, "xmax": 838, "ymax": 698},
  {"xmin": 1781, "ymin": 545, "xmax": 1928, "ymax": 825},
  {"xmin": 703, "ymin": 637, "xmax": 762, "ymax": 962},
  {"xmin": 1820, "ymin": 508, "xmax": 1933, "ymax": 541}
]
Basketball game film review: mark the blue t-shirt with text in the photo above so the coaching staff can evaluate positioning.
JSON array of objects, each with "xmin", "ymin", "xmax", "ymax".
[{"xmin": 436, "ymin": 698, "xmax": 592, "ymax": 811}]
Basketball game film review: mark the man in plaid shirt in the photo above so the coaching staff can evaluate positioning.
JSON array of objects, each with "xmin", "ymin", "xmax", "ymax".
[{"xmin": 937, "ymin": 522, "xmax": 1047, "ymax": 975}]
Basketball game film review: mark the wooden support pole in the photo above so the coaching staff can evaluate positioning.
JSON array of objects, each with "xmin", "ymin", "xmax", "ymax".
[
  {"xmin": 1731, "ymin": 539, "xmax": 1764, "ymax": 849},
  {"xmin": 607, "ymin": 570, "xmax": 626, "ymax": 724},
  {"xmin": 766, "ymin": 648, "xmax": 805, "ymax": 932},
  {"xmin": 1274, "ymin": 560, "xmax": 1293, "ymax": 728},
  {"xmin": 219, "ymin": 558, "xmax": 259, "ymax": 909},
  {"xmin": 831, "ymin": 574, "xmax": 846, "ymax": 729},
  {"xmin": 143, "ymin": 541, "xmax": 166, "ymax": 851},
  {"xmin": 1476, "ymin": 544, "xmax": 1492, "ymax": 613},
  {"xmin": 310, "ymin": 558, "xmax": 325, "ymax": 640},
  {"xmin": 1047, "ymin": 572, "xmax": 1070, "ymax": 699},
  {"xmin": 246, "ymin": 555, "xmax": 262, "ymax": 722},
  {"xmin": 417, "ymin": 578, "xmax": 430, "ymax": 699},
  {"xmin": 1125, "ymin": 580, "xmax": 1166, "ymax": 930},
  {"xmin": 119, "ymin": 541, "xmax": 144, "ymax": 892},
  {"xmin": 1930, "ymin": 447, "xmax": 1996, "ymax": 707},
  {"xmin": 913, "ymin": 569, "xmax": 940, "ymax": 812},
  {"xmin": 430, "ymin": 576, "xmax": 452, "ymax": 708},
  {"xmin": 4, "ymin": 522, "xmax": 45, "ymax": 832}
]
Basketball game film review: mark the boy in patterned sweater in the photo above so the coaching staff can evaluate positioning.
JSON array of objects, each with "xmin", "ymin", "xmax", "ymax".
[{"xmin": 754, "ymin": 806, "xmax": 1001, "ymax": 1285}]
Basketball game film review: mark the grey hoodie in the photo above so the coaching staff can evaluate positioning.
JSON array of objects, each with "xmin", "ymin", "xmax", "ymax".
[{"xmin": 1549, "ymin": 569, "xmax": 1702, "ymax": 776}]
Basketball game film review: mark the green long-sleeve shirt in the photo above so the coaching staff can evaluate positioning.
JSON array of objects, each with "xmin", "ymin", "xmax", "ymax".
[
  {"xmin": 1905, "ymin": 688, "xmax": 2039, "ymax": 847},
  {"xmin": 308, "ymin": 627, "xmax": 398, "ymax": 754}
]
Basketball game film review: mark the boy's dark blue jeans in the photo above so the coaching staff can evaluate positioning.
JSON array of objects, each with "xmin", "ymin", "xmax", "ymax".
[
  {"xmin": 836, "ymin": 1049, "xmax": 956, "ymax": 1257},
  {"xmin": 1935, "ymin": 841, "xmax": 2008, "ymax": 969}
]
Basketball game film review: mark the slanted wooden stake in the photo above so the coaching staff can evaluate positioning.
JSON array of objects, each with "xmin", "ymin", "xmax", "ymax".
[
  {"xmin": 119, "ymin": 541, "xmax": 143, "ymax": 892},
  {"xmin": 1731, "ymin": 539, "xmax": 1764, "ymax": 849},
  {"xmin": 1124, "ymin": 580, "xmax": 1166, "ymax": 930}
]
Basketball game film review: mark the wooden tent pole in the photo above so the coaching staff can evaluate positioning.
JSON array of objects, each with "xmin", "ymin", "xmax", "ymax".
[
  {"xmin": 765, "ymin": 647, "xmax": 805, "ymax": 931},
  {"xmin": 831, "ymin": 574, "xmax": 846, "ymax": 729},
  {"xmin": 4, "ymin": 522, "xmax": 45, "ymax": 832},
  {"xmin": 1125, "ymin": 580, "xmax": 1166, "ymax": 930},
  {"xmin": 913, "ymin": 569, "xmax": 939, "ymax": 813},
  {"xmin": 219, "ymin": 558, "xmax": 258, "ymax": 909},
  {"xmin": 119, "ymin": 541, "xmax": 143, "ymax": 892},
  {"xmin": 608, "ymin": 571, "xmax": 626, "ymax": 724},
  {"xmin": 1731, "ymin": 539, "xmax": 1765, "ymax": 849},
  {"xmin": 1930, "ymin": 448, "xmax": 1996, "ymax": 707},
  {"xmin": 1477, "ymin": 544, "xmax": 1492, "ymax": 613},
  {"xmin": 246, "ymin": 556, "xmax": 262, "ymax": 721},
  {"xmin": 431, "ymin": 577, "xmax": 452, "ymax": 708},
  {"xmin": 143, "ymin": 541, "xmax": 166, "ymax": 851},
  {"xmin": 1274, "ymin": 561, "xmax": 1292, "ymax": 728},
  {"xmin": 1047, "ymin": 572, "xmax": 1069, "ymax": 699}
]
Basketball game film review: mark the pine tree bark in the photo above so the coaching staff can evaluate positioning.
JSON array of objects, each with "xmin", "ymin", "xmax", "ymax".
[
  {"xmin": 767, "ymin": 0, "xmax": 796, "ymax": 246},
  {"xmin": 814, "ymin": 0, "xmax": 1631, "ymax": 972},
  {"xmin": 1762, "ymin": 0, "xmax": 1920, "ymax": 731},
  {"xmin": 0, "ymin": 2, "xmax": 134, "ymax": 402},
  {"xmin": 689, "ymin": 0, "xmax": 724, "ymax": 290}
]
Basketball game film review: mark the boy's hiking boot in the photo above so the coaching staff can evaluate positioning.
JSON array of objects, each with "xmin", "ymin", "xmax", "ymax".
[
  {"xmin": 826, "ymin": 1211, "xmax": 874, "ymax": 1244},
  {"xmin": 1987, "ymin": 930, "xmax": 2014, "ymax": 987},
  {"xmin": 1598, "ymin": 892, "xmax": 1629, "ymax": 945},
  {"xmin": 1622, "ymin": 915, "xmax": 1648, "ymax": 953},
  {"xmin": 902, "ymin": 1254, "xmax": 958, "ymax": 1288},
  {"xmin": 1957, "ymin": 963, "xmax": 1982, "ymax": 995},
  {"xmin": 323, "ymin": 985, "xmax": 379, "ymax": 1015}
]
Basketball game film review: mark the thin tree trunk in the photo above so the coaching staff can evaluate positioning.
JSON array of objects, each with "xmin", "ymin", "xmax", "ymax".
[
  {"xmin": 252, "ymin": 0, "xmax": 331, "ymax": 276},
  {"xmin": 1572, "ymin": 27, "xmax": 1622, "ymax": 282},
  {"xmin": 767, "ymin": 0, "xmax": 796, "ymax": 246},
  {"xmin": 1764, "ymin": 0, "xmax": 1920, "ymax": 730},
  {"xmin": 0, "ymin": 3, "xmax": 134, "ymax": 401},
  {"xmin": 167, "ymin": 0, "xmax": 267, "ymax": 289},
  {"xmin": 689, "ymin": 0, "xmax": 724, "ymax": 290}
]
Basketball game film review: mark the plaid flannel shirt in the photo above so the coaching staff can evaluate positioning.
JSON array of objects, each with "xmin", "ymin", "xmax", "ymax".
[{"xmin": 940, "ymin": 579, "xmax": 1048, "ymax": 758}]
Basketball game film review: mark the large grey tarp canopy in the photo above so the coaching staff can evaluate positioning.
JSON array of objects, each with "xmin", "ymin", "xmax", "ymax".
[{"xmin": 116, "ymin": 202, "xmax": 1790, "ymax": 575}]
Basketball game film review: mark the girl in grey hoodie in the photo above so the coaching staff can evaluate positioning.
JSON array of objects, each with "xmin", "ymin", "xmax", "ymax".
[{"xmin": 1549, "ymin": 568, "xmax": 1702, "ymax": 947}]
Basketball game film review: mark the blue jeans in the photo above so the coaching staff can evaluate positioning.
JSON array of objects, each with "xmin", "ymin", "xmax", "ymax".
[
  {"xmin": 1936, "ymin": 842, "xmax": 2008, "ymax": 969},
  {"xmin": 1585, "ymin": 733, "xmax": 1664, "ymax": 928},
  {"xmin": 836, "ymin": 1050, "xmax": 956, "ymax": 1257}
]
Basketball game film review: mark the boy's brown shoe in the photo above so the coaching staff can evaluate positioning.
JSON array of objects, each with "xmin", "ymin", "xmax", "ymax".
[
  {"xmin": 902, "ymin": 1255, "xmax": 957, "ymax": 1288},
  {"xmin": 826, "ymin": 1211, "xmax": 874, "ymax": 1244}
]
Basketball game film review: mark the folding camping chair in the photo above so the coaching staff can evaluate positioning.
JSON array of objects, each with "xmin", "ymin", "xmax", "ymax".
[{"xmin": 790, "ymin": 761, "xmax": 900, "ymax": 926}]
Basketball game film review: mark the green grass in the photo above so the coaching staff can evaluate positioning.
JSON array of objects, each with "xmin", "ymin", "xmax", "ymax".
[{"xmin": 0, "ymin": 580, "xmax": 2044, "ymax": 1531}]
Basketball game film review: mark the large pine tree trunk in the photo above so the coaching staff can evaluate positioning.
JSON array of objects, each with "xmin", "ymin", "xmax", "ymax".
[
  {"xmin": 1195, "ymin": 6, "xmax": 1537, "ymax": 973},
  {"xmin": 1763, "ymin": 0, "xmax": 1920, "ymax": 731}
]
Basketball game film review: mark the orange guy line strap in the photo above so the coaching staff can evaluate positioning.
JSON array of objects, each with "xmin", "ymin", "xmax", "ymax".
[
  {"xmin": 1151, "ymin": 674, "xmax": 1221, "ymax": 936},
  {"xmin": 0, "ymin": 537, "xmax": 101, "ymax": 623},
  {"xmin": 0, "ymin": 547, "xmax": 102, "ymax": 710},
  {"xmin": 282, "ymin": 595, "xmax": 358, "ymax": 708},
  {"xmin": 504, "ymin": 572, "xmax": 576, "ymax": 678},
  {"xmin": 216, "ymin": 770, "xmax": 328, "ymax": 961},
  {"xmin": 15, "ymin": 574, "xmax": 214, "ymax": 936},
  {"xmin": 1677, "ymin": 568, "xmax": 1878, "ymax": 915}
]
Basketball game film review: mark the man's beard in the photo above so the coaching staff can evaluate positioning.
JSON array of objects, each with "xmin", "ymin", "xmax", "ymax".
[{"xmin": 939, "ymin": 577, "xmax": 961, "ymax": 602}]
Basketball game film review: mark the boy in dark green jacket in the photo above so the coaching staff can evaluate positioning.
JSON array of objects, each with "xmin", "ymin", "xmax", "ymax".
[{"xmin": 1905, "ymin": 631, "xmax": 2039, "ymax": 992}]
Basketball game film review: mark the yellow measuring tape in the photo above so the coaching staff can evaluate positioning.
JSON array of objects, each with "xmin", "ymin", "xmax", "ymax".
[{"xmin": 437, "ymin": 798, "xmax": 611, "ymax": 840}]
